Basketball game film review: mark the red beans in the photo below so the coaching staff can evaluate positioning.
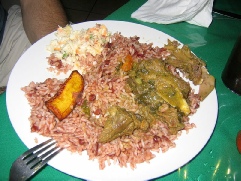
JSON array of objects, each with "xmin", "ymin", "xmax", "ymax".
[
  {"xmin": 31, "ymin": 125, "xmax": 39, "ymax": 132},
  {"xmin": 153, "ymin": 135, "xmax": 161, "ymax": 142},
  {"xmin": 89, "ymin": 94, "xmax": 96, "ymax": 101},
  {"xmin": 78, "ymin": 139, "xmax": 85, "ymax": 145},
  {"xmin": 94, "ymin": 108, "xmax": 102, "ymax": 115}
]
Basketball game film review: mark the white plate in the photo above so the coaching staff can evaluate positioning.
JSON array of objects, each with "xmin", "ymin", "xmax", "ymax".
[{"xmin": 6, "ymin": 20, "xmax": 218, "ymax": 181}]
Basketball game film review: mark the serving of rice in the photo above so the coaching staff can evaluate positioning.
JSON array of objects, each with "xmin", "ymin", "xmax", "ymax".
[{"xmin": 21, "ymin": 24, "xmax": 199, "ymax": 170}]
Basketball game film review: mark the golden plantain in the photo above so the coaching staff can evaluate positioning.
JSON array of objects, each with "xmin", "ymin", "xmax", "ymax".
[{"xmin": 46, "ymin": 70, "xmax": 84, "ymax": 121}]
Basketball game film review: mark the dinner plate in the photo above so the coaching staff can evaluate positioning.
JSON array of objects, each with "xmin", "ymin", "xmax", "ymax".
[{"xmin": 6, "ymin": 20, "xmax": 218, "ymax": 181}]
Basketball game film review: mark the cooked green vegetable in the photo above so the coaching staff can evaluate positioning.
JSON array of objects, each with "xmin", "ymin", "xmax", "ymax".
[
  {"xmin": 164, "ymin": 40, "xmax": 215, "ymax": 100},
  {"xmin": 98, "ymin": 106, "xmax": 149, "ymax": 143},
  {"xmin": 81, "ymin": 99, "xmax": 90, "ymax": 116},
  {"xmin": 164, "ymin": 40, "xmax": 205, "ymax": 85},
  {"xmin": 128, "ymin": 59, "xmax": 191, "ymax": 115},
  {"xmin": 98, "ymin": 40, "xmax": 215, "ymax": 143}
]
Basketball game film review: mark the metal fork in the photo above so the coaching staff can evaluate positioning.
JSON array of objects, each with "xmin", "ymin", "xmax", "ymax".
[{"xmin": 9, "ymin": 139, "xmax": 63, "ymax": 181}]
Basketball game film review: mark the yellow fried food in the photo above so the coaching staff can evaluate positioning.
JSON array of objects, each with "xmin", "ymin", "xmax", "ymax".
[{"xmin": 46, "ymin": 70, "xmax": 84, "ymax": 120}]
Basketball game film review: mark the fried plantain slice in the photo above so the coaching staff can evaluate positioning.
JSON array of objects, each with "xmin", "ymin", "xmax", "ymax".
[{"xmin": 46, "ymin": 70, "xmax": 84, "ymax": 121}]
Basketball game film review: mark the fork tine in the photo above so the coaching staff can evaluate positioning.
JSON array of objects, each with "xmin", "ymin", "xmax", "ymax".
[
  {"xmin": 23, "ymin": 141, "xmax": 56, "ymax": 164},
  {"xmin": 28, "ymin": 145, "xmax": 60, "ymax": 169},
  {"xmin": 22, "ymin": 139, "xmax": 54, "ymax": 158},
  {"xmin": 31, "ymin": 147, "xmax": 64, "ymax": 175}
]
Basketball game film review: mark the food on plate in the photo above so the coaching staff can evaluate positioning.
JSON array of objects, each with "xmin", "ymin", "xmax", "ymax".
[
  {"xmin": 121, "ymin": 54, "xmax": 134, "ymax": 72},
  {"xmin": 164, "ymin": 40, "xmax": 205, "ymax": 85},
  {"xmin": 98, "ymin": 106, "xmax": 149, "ymax": 143},
  {"xmin": 127, "ymin": 58, "xmax": 191, "ymax": 116},
  {"xmin": 46, "ymin": 24, "xmax": 110, "ymax": 73},
  {"xmin": 45, "ymin": 70, "xmax": 84, "ymax": 121},
  {"xmin": 163, "ymin": 40, "xmax": 215, "ymax": 100},
  {"xmin": 22, "ymin": 24, "xmax": 215, "ymax": 169},
  {"xmin": 198, "ymin": 67, "xmax": 215, "ymax": 101}
]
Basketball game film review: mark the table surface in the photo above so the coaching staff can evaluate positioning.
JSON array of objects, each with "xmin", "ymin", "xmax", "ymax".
[{"xmin": 1, "ymin": 0, "xmax": 241, "ymax": 180}]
